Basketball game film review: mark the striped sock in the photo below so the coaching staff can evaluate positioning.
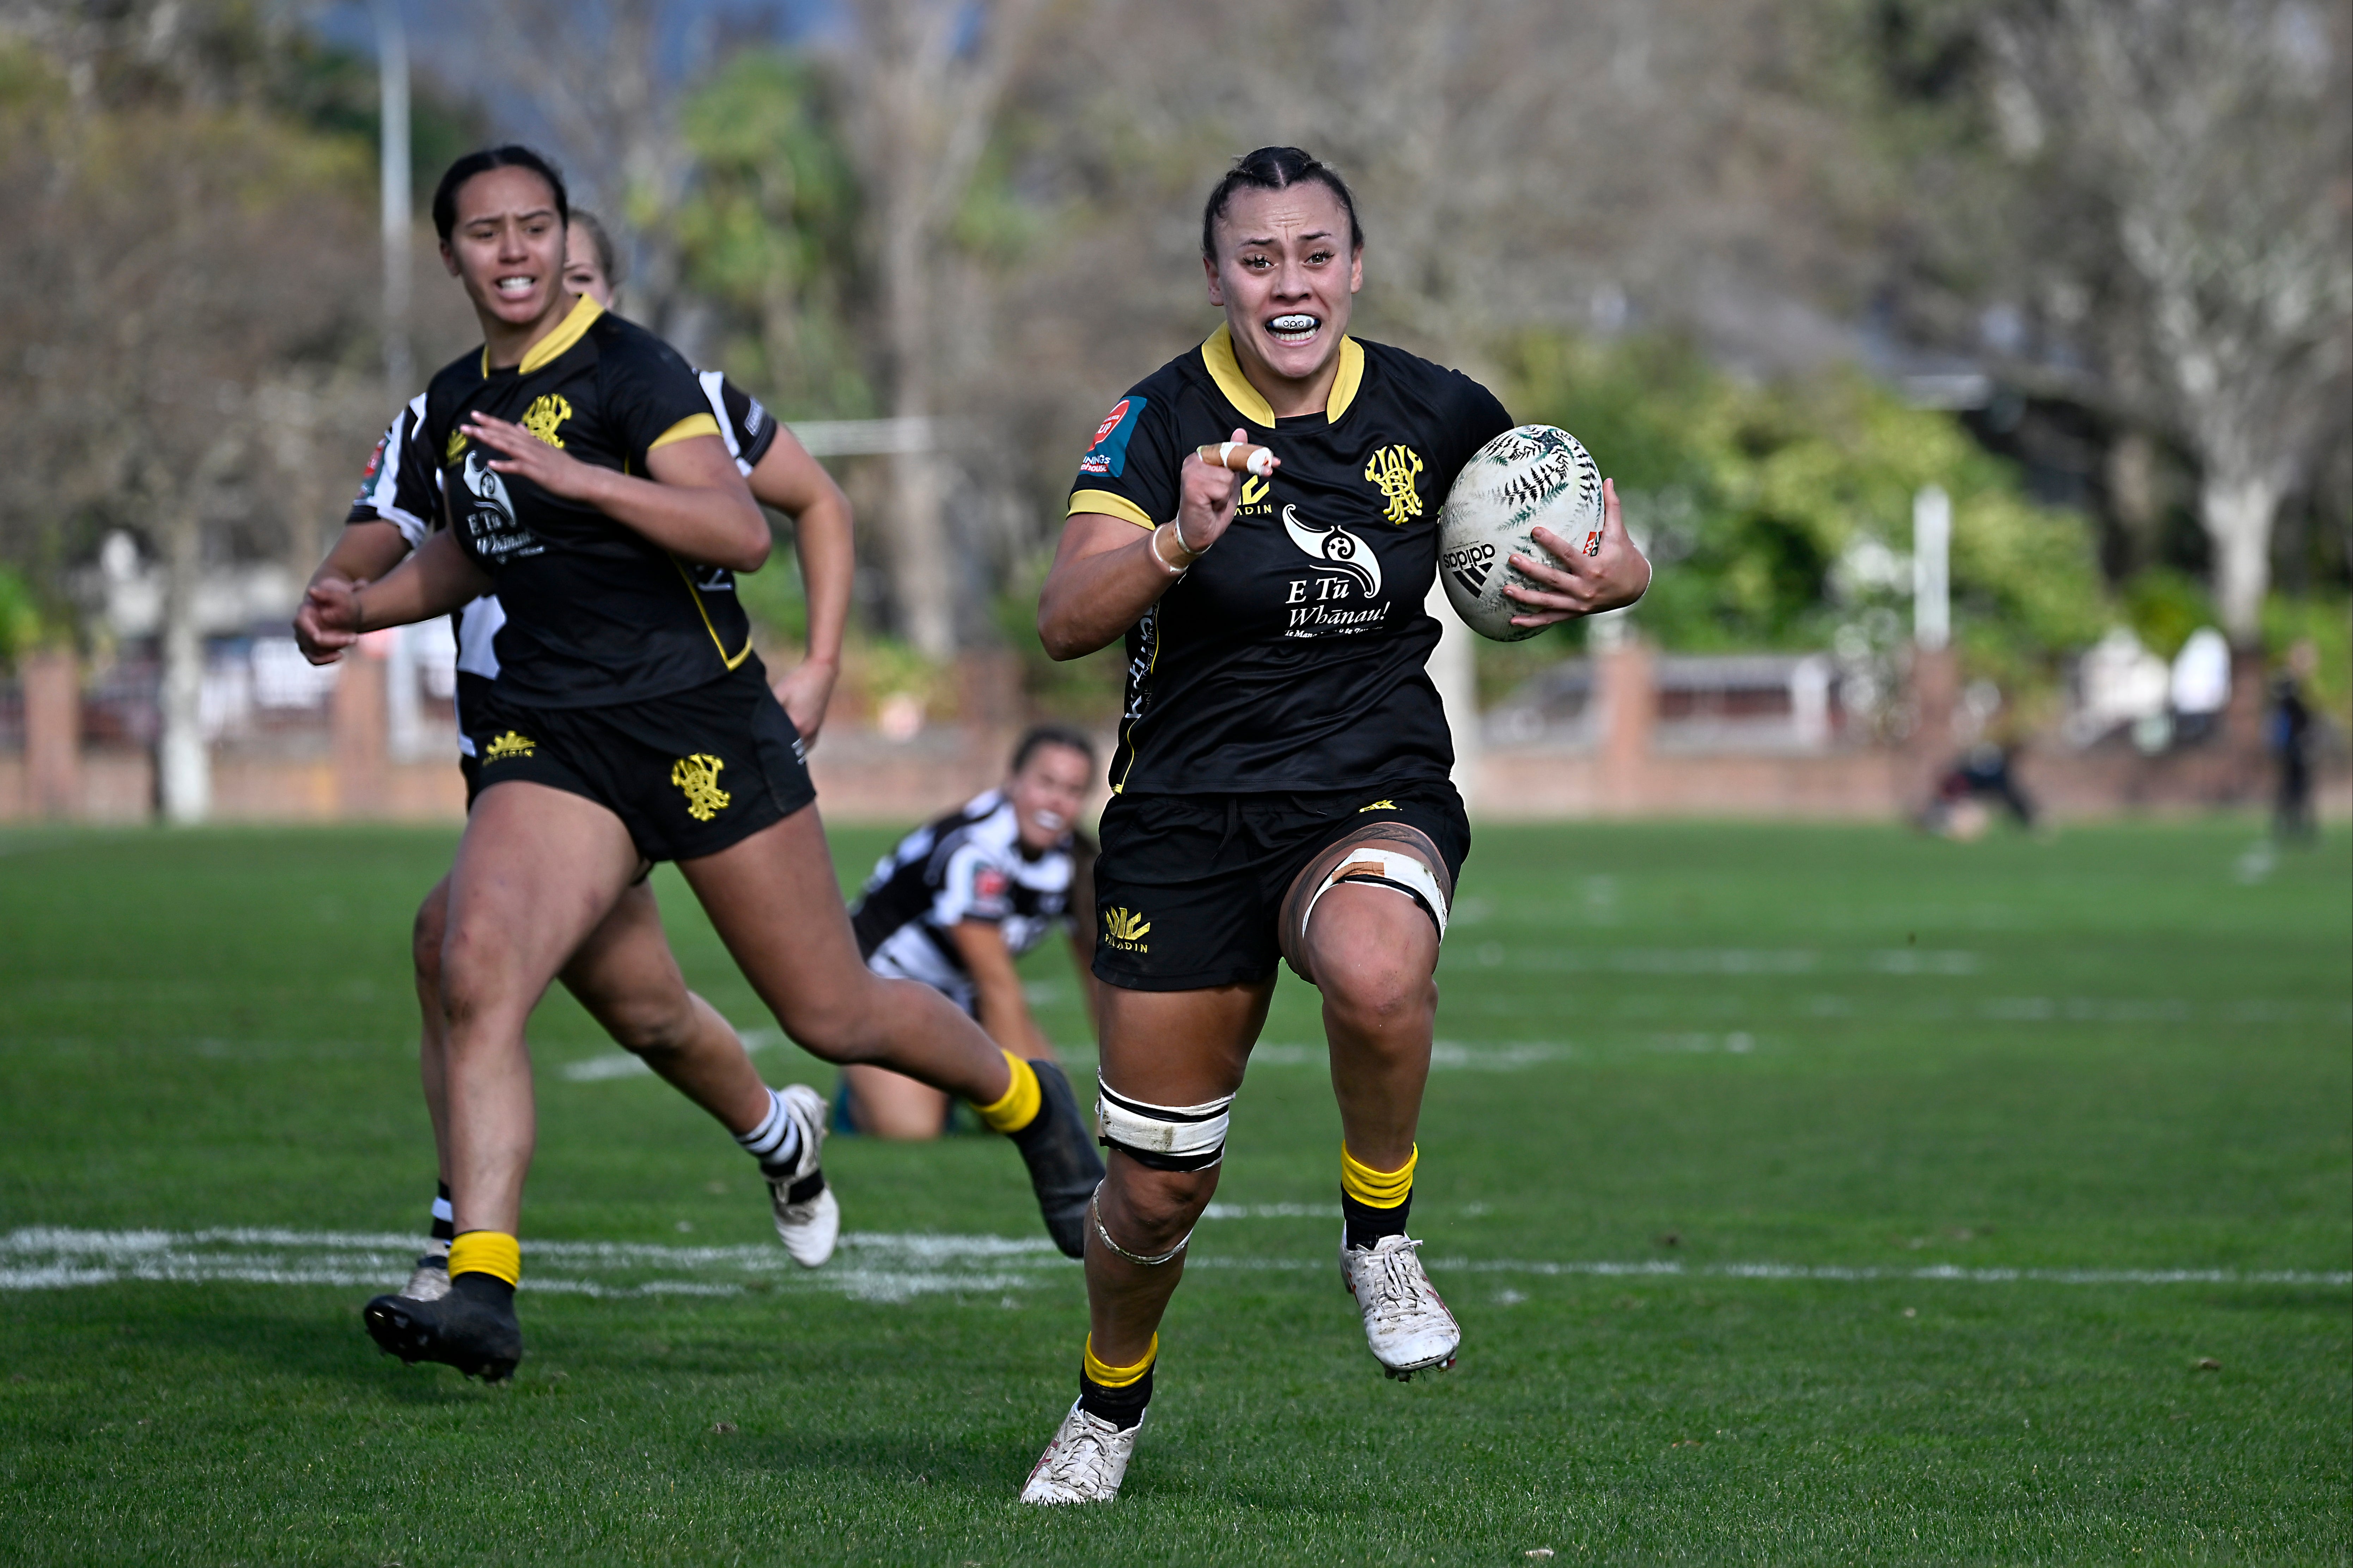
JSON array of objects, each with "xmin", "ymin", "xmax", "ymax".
[
  {"xmin": 1078, "ymin": 1333, "xmax": 1156, "ymax": 1431},
  {"xmin": 1340, "ymin": 1143, "xmax": 1415, "ymax": 1250},
  {"xmin": 735, "ymin": 1088, "xmax": 804, "ymax": 1175},
  {"xmin": 426, "ymin": 1182, "xmax": 454, "ymax": 1259}
]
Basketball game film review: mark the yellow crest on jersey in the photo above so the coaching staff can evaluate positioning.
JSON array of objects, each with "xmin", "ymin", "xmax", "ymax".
[
  {"xmin": 522, "ymin": 393, "xmax": 572, "ymax": 449},
  {"xmin": 671, "ymin": 753, "xmax": 731, "ymax": 821},
  {"xmin": 1364, "ymin": 445, "xmax": 1424, "ymax": 526},
  {"xmin": 484, "ymin": 730, "xmax": 535, "ymax": 761}
]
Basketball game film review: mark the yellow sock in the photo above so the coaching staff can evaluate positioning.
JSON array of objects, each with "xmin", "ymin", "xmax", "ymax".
[
  {"xmin": 447, "ymin": 1230, "xmax": 521, "ymax": 1287},
  {"xmin": 973, "ymin": 1049, "xmax": 1042, "ymax": 1134},
  {"xmin": 1340, "ymin": 1143, "xmax": 1416, "ymax": 1208},
  {"xmin": 1083, "ymin": 1333, "xmax": 1157, "ymax": 1388}
]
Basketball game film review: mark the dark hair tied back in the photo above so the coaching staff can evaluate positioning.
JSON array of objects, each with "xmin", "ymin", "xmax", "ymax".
[
  {"xmin": 432, "ymin": 145, "xmax": 570, "ymax": 243},
  {"xmin": 1011, "ymin": 724, "xmax": 1096, "ymax": 776},
  {"xmin": 1200, "ymin": 146, "xmax": 1364, "ymax": 261}
]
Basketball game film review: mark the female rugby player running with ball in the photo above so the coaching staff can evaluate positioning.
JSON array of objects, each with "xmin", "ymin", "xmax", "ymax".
[
  {"xmin": 298, "ymin": 198, "xmax": 856, "ymax": 1304},
  {"xmin": 1018, "ymin": 147, "xmax": 1650, "ymax": 1504},
  {"xmin": 307, "ymin": 147, "xmax": 1099, "ymax": 1383}
]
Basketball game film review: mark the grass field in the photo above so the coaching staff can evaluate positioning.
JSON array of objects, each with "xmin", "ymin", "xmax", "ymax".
[{"xmin": 1, "ymin": 817, "xmax": 2346, "ymax": 1565}]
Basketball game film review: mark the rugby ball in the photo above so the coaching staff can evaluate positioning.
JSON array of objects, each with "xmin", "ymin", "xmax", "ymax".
[{"xmin": 1436, "ymin": 425, "xmax": 1604, "ymax": 642}]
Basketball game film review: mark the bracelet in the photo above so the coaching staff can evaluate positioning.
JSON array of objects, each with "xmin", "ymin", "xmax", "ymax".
[
  {"xmin": 1148, "ymin": 523, "xmax": 1196, "ymax": 578},
  {"xmin": 350, "ymin": 584, "xmax": 366, "ymax": 635}
]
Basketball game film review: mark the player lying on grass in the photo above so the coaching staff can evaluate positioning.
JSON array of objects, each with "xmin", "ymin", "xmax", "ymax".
[
  {"xmin": 841, "ymin": 726, "xmax": 1103, "ymax": 1137},
  {"xmin": 1017, "ymin": 146, "xmax": 1650, "ymax": 1503},
  {"xmin": 299, "ymin": 144, "xmax": 1101, "ymax": 1383},
  {"xmin": 297, "ymin": 204, "xmax": 855, "ymax": 1301}
]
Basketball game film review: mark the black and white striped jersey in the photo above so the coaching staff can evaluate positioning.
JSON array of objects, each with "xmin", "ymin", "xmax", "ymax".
[
  {"xmin": 849, "ymin": 790, "xmax": 1077, "ymax": 1015},
  {"xmin": 344, "ymin": 362, "xmax": 780, "ymax": 749}
]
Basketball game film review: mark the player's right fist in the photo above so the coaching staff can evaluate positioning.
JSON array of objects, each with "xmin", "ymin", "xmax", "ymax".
[{"xmin": 1176, "ymin": 427, "xmax": 1274, "ymax": 556}]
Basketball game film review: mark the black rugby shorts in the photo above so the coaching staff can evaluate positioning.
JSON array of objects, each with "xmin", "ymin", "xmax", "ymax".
[
  {"xmin": 1091, "ymin": 780, "xmax": 1470, "ymax": 992},
  {"xmin": 461, "ymin": 663, "xmax": 815, "ymax": 863}
]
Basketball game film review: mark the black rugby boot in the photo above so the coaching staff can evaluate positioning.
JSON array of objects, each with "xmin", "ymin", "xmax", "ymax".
[
  {"xmin": 363, "ymin": 1272, "xmax": 523, "ymax": 1382},
  {"xmin": 1009, "ymin": 1059, "xmax": 1104, "ymax": 1258}
]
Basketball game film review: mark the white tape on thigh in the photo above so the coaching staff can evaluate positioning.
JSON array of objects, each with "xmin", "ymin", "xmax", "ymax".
[
  {"xmin": 1096, "ymin": 1080, "xmax": 1233, "ymax": 1171},
  {"xmin": 1303, "ymin": 847, "xmax": 1450, "ymax": 940}
]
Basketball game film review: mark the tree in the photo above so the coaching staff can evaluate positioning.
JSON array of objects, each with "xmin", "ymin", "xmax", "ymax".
[
  {"xmin": 1982, "ymin": 0, "xmax": 2351, "ymax": 645},
  {"xmin": 0, "ymin": 11, "xmax": 380, "ymax": 820},
  {"xmin": 822, "ymin": 0, "xmax": 1049, "ymax": 659}
]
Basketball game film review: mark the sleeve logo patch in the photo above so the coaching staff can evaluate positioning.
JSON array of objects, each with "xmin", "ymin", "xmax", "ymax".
[
  {"xmin": 359, "ymin": 430, "xmax": 390, "ymax": 486},
  {"xmin": 1078, "ymin": 396, "xmax": 1145, "ymax": 478},
  {"xmin": 975, "ymin": 866, "xmax": 1010, "ymax": 901}
]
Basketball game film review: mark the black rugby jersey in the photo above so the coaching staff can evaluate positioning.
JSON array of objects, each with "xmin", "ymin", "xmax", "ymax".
[
  {"xmin": 413, "ymin": 295, "xmax": 760, "ymax": 708},
  {"xmin": 355, "ymin": 364, "xmax": 781, "ymax": 736},
  {"xmin": 1067, "ymin": 326, "xmax": 1512, "ymax": 794}
]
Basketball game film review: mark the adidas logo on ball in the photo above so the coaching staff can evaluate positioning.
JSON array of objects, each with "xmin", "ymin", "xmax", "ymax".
[
  {"xmin": 1436, "ymin": 424, "xmax": 1603, "ymax": 643},
  {"xmin": 1441, "ymin": 541, "xmax": 1496, "ymax": 595}
]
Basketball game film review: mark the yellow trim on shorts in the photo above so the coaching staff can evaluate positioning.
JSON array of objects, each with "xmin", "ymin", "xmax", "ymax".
[
  {"xmin": 1069, "ymin": 489, "xmax": 1155, "ymax": 531},
  {"xmin": 649, "ymin": 412, "xmax": 724, "ymax": 451}
]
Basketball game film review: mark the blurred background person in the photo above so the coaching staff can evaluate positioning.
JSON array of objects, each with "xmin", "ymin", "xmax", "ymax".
[
  {"xmin": 842, "ymin": 725, "xmax": 1101, "ymax": 1138},
  {"xmin": 2273, "ymin": 638, "xmax": 2320, "ymax": 843}
]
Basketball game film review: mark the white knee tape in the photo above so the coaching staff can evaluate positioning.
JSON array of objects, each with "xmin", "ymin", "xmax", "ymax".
[
  {"xmin": 1096, "ymin": 1080, "xmax": 1233, "ymax": 1172},
  {"xmin": 1304, "ymin": 847, "xmax": 1450, "ymax": 940}
]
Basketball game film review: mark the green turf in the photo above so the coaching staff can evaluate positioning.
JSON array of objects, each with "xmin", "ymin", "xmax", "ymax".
[{"xmin": 0, "ymin": 818, "xmax": 2346, "ymax": 1565}]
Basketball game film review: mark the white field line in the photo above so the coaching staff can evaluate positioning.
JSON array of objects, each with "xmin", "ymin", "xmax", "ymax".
[
  {"xmin": 4, "ymin": 1226, "xmax": 2342, "ymax": 1299},
  {"xmin": 562, "ymin": 1028, "xmax": 785, "ymax": 1082}
]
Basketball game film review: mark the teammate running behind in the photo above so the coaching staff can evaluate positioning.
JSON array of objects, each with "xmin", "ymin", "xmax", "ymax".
[
  {"xmin": 843, "ymin": 726, "xmax": 1102, "ymax": 1137},
  {"xmin": 296, "ymin": 206, "xmax": 853, "ymax": 1303},
  {"xmin": 303, "ymin": 146, "xmax": 1099, "ymax": 1383},
  {"xmin": 1017, "ymin": 147, "xmax": 1650, "ymax": 1503}
]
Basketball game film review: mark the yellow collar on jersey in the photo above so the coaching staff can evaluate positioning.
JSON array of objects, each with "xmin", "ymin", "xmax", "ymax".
[
  {"xmin": 479, "ymin": 292, "xmax": 605, "ymax": 379},
  {"xmin": 1202, "ymin": 323, "xmax": 1364, "ymax": 431}
]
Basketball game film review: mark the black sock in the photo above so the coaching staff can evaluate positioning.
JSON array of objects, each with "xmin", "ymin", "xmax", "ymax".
[
  {"xmin": 450, "ymin": 1271, "xmax": 516, "ymax": 1315},
  {"xmin": 1342, "ymin": 1190, "xmax": 1411, "ymax": 1251},
  {"xmin": 1078, "ymin": 1364, "xmax": 1152, "ymax": 1431}
]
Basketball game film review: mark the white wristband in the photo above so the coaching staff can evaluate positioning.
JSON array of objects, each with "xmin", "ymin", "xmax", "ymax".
[{"xmin": 1150, "ymin": 523, "xmax": 1195, "ymax": 577}]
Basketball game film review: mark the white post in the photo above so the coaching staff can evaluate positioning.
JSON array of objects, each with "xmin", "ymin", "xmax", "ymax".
[
  {"xmin": 1424, "ymin": 581, "xmax": 1482, "ymax": 811},
  {"xmin": 386, "ymin": 621, "xmax": 422, "ymax": 762},
  {"xmin": 1791, "ymin": 655, "xmax": 1831, "ymax": 749},
  {"xmin": 1912, "ymin": 484, "xmax": 1951, "ymax": 653},
  {"xmin": 372, "ymin": 0, "xmax": 413, "ymax": 397}
]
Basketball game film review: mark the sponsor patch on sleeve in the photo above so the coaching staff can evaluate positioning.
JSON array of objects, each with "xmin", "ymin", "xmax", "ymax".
[{"xmin": 1077, "ymin": 396, "xmax": 1145, "ymax": 478}]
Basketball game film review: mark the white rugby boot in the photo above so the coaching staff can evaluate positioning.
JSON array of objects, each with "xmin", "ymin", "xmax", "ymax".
[
  {"xmin": 1020, "ymin": 1399, "xmax": 1143, "ymax": 1505},
  {"xmin": 1341, "ymin": 1232, "xmax": 1459, "ymax": 1380},
  {"xmin": 763, "ymin": 1084, "xmax": 839, "ymax": 1268},
  {"xmin": 398, "ymin": 1251, "xmax": 451, "ymax": 1302}
]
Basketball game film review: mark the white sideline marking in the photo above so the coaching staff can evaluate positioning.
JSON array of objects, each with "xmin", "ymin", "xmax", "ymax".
[
  {"xmin": 561, "ymin": 1028, "xmax": 784, "ymax": 1083},
  {"xmin": 4, "ymin": 1227, "xmax": 2342, "ymax": 1299}
]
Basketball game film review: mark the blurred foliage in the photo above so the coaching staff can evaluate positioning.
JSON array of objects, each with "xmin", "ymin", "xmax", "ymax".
[
  {"xmin": 0, "ymin": 565, "xmax": 43, "ymax": 668},
  {"xmin": 734, "ymin": 538, "xmax": 809, "ymax": 651},
  {"xmin": 2263, "ymin": 594, "xmax": 2353, "ymax": 731},
  {"xmin": 676, "ymin": 50, "xmax": 870, "ymax": 418},
  {"xmin": 995, "ymin": 551, "xmax": 1126, "ymax": 723},
  {"xmin": 2120, "ymin": 569, "xmax": 2214, "ymax": 661},
  {"xmin": 1501, "ymin": 330, "xmax": 2109, "ymax": 708}
]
